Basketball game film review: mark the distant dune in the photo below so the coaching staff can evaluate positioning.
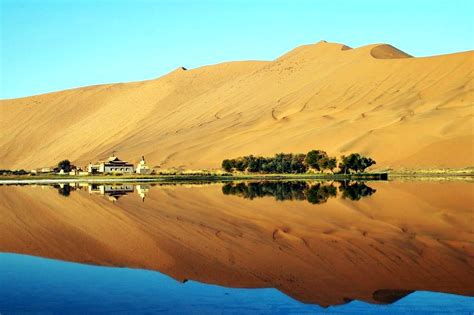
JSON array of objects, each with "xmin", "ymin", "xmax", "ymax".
[{"xmin": 0, "ymin": 41, "xmax": 472, "ymax": 170}]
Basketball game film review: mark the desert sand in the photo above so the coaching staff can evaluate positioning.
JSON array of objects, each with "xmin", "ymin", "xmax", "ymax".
[
  {"xmin": 0, "ymin": 181, "xmax": 473, "ymax": 306},
  {"xmin": 0, "ymin": 41, "xmax": 473, "ymax": 170}
]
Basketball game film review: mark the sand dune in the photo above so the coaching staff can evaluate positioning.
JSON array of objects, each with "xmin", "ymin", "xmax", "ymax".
[
  {"xmin": 0, "ymin": 182, "xmax": 472, "ymax": 306},
  {"xmin": 0, "ymin": 41, "xmax": 472, "ymax": 170}
]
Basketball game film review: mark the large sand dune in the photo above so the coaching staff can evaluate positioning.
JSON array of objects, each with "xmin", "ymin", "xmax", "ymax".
[{"xmin": 1, "ymin": 41, "xmax": 473, "ymax": 170}]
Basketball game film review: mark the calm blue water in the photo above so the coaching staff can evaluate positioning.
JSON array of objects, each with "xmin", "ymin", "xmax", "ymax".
[{"xmin": 1, "ymin": 253, "xmax": 473, "ymax": 314}]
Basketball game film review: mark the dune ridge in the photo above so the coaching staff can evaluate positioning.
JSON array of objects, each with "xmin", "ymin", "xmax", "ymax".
[{"xmin": 0, "ymin": 41, "xmax": 473, "ymax": 170}]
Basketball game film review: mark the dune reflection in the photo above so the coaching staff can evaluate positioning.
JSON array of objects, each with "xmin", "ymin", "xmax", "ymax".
[{"xmin": 0, "ymin": 181, "xmax": 472, "ymax": 306}]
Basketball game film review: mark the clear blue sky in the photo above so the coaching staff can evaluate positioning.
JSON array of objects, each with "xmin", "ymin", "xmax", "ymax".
[{"xmin": 1, "ymin": 0, "xmax": 473, "ymax": 99}]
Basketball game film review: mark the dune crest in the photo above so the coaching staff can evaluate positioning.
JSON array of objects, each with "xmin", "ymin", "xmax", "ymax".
[
  {"xmin": 0, "ymin": 41, "xmax": 472, "ymax": 170},
  {"xmin": 370, "ymin": 44, "xmax": 413, "ymax": 59}
]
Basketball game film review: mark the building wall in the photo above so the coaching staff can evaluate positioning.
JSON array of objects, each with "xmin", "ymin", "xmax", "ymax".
[
  {"xmin": 104, "ymin": 166, "xmax": 134, "ymax": 173},
  {"xmin": 136, "ymin": 166, "xmax": 151, "ymax": 174},
  {"xmin": 87, "ymin": 164, "xmax": 100, "ymax": 174}
]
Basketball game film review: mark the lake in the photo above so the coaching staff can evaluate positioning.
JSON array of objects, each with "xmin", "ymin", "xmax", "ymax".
[{"xmin": 0, "ymin": 180, "xmax": 473, "ymax": 314}]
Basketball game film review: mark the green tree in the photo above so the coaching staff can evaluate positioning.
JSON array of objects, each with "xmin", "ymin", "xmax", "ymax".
[
  {"xmin": 338, "ymin": 153, "xmax": 376, "ymax": 173},
  {"xmin": 319, "ymin": 156, "xmax": 337, "ymax": 173},
  {"xmin": 57, "ymin": 160, "xmax": 73, "ymax": 172},
  {"xmin": 234, "ymin": 158, "xmax": 248, "ymax": 172},
  {"xmin": 358, "ymin": 156, "xmax": 376, "ymax": 173},
  {"xmin": 305, "ymin": 150, "xmax": 328, "ymax": 171},
  {"xmin": 290, "ymin": 154, "xmax": 308, "ymax": 173},
  {"xmin": 245, "ymin": 155, "xmax": 261, "ymax": 172},
  {"xmin": 274, "ymin": 153, "xmax": 293, "ymax": 173},
  {"xmin": 261, "ymin": 157, "xmax": 276, "ymax": 173},
  {"xmin": 222, "ymin": 159, "xmax": 233, "ymax": 172}
]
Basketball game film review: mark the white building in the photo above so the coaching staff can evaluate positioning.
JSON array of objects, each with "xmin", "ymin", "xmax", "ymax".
[
  {"xmin": 135, "ymin": 156, "xmax": 151, "ymax": 174},
  {"xmin": 87, "ymin": 155, "xmax": 134, "ymax": 174}
]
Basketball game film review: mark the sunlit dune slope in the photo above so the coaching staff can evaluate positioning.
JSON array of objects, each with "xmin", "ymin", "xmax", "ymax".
[{"xmin": 1, "ymin": 41, "xmax": 473, "ymax": 169}]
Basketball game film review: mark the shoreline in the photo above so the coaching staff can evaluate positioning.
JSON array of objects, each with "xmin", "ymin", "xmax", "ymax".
[
  {"xmin": 0, "ymin": 173, "xmax": 387, "ymax": 184},
  {"xmin": 0, "ymin": 171, "xmax": 473, "ymax": 184}
]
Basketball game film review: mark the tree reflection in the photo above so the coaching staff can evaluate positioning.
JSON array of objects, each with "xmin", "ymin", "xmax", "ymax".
[
  {"xmin": 305, "ymin": 183, "xmax": 338, "ymax": 204},
  {"xmin": 222, "ymin": 181, "xmax": 309, "ymax": 201},
  {"xmin": 222, "ymin": 181, "xmax": 376, "ymax": 203},
  {"xmin": 53, "ymin": 184, "xmax": 74, "ymax": 197},
  {"xmin": 339, "ymin": 181, "xmax": 376, "ymax": 200}
]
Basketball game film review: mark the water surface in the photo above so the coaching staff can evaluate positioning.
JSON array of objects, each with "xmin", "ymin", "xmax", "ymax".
[{"xmin": 0, "ymin": 180, "xmax": 473, "ymax": 313}]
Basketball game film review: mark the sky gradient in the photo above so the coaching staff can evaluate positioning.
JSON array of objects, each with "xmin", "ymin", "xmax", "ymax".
[{"xmin": 1, "ymin": 0, "xmax": 473, "ymax": 99}]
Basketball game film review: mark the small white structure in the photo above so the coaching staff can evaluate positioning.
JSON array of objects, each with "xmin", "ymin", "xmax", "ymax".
[{"xmin": 135, "ymin": 156, "xmax": 151, "ymax": 174}]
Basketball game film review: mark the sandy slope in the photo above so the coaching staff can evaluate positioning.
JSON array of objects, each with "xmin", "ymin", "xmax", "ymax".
[
  {"xmin": 0, "ymin": 181, "xmax": 473, "ymax": 306},
  {"xmin": 1, "ymin": 41, "xmax": 473, "ymax": 170}
]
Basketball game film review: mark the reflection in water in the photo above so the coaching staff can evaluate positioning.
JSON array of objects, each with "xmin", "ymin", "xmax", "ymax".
[
  {"xmin": 339, "ymin": 181, "xmax": 376, "ymax": 200},
  {"xmin": 1, "ymin": 181, "xmax": 473, "ymax": 311},
  {"xmin": 222, "ymin": 181, "xmax": 375, "ymax": 203},
  {"xmin": 52, "ymin": 183, "xmax": 152, "ymax": 202},
  {"xmin": 51, "ymin": 181, "xmax": 376, "ymax": 204},
  {"xmin": 2, "ymin": 252, "xmax": 473, "ymax": 314},
  {"xmin": 88, "ymin": 183, "xmax": 134, "ymax": 201},
  {"xmin": 372, "ymin": 289, "xmax": 415, "ymax": 304},
  {"xmin": 53, "ymin": 183, "xmax": 74, "ymax": 196}
]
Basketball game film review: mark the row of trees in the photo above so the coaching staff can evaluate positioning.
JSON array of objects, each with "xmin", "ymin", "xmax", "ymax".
[
  {"xmin": 0, "ymin": 160, "xmax": 75, "ymax": 176},
  {"xmin": 0, "ymin": 169, "xmax": 28, "ymax": 176},
  {"xmin": 222, "ymin": 153, "xmax": 308, "ymax": 174},
  {"xmin": 222, "ymin": 150, "xmax": 375, "ymax": 174}
]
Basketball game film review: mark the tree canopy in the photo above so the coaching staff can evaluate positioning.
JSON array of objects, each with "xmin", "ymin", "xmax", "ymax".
[
  {"xmin": 338, "ymin": 153, "xmax": 376, "ymax": 174},
  {"xmin": 57, "ymin": 160, "xmax": 75, "ymax": 172},
  {"xmin": 222, "ymin": 150, "xmax": 375, "ymax": 174}
]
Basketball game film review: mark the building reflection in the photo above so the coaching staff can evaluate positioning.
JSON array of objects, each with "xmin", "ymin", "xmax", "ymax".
[
  {"xmin": 53, "ymin": 183, "xmax": 149, "ymax": 202},
  {"xmin": 88, "ymin": 184, "xmax": 134, "ymax": 202},
  {"xmin": 136, "ymin": 185, "xmax": 151, "ymax": 202}
]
